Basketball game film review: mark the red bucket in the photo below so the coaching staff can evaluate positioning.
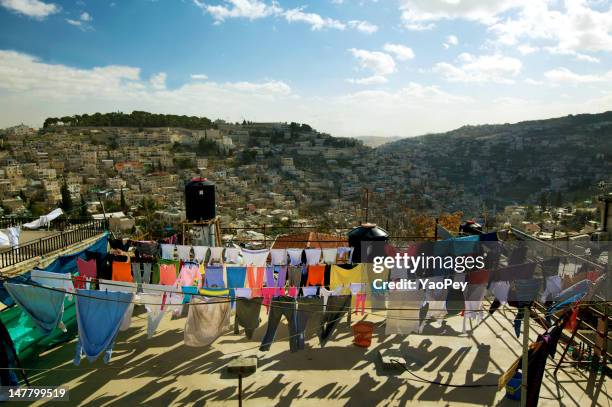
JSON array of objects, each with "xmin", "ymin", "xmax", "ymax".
[{"xmin": 352, "ymin": 321, "xmax": 375, "ymax": 348}]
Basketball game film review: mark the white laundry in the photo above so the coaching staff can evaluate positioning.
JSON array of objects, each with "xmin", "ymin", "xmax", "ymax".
[
  {"xmin": 193, "ymin": 246, "xmax": 209, "ymax": 263},
  {"xmin": 160, "ymin": 244, "xmax": 175, "ymax": 260},
  {"xmin": 240, "ymin": 248, "xmax": 269, "ymax": 266},
  {"xmin": 224, "ymin": 248, "xmax": 241, "ymax": 264},
  {"xmin": 208, "ymin": 247, "xmax": 224, "ymax": 264},
  {"xmin": 270, "ymin": 249, "xmax": 288, "ymax": 266},
  {"xmin": 304, "ymin": 248, "xmax": 322, "ymax": 265},
  {"xmin": 322, "ymin": 248, "xmax": 338, "ymax": 265},
  {"xmin": 176, "ymin": 245, "xmax": 192, "ymax": 261},
  {"xmin": 287, "ymin": 249, "xmax": 303, "ymax": 266}
]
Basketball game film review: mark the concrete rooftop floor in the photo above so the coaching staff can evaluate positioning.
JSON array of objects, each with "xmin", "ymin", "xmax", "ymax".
[{"xmin": 14, "ymin": 299, "xmax": 612, "ymax": 407}]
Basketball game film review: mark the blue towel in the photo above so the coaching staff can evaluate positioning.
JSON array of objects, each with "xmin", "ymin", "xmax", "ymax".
[
  {"xmin": 4, "ymin": 282, "xmax": 66, "ymax": 334},
  {"xmin": 74, "ymin": 289, "xmax": 133, "ymax": 365}
]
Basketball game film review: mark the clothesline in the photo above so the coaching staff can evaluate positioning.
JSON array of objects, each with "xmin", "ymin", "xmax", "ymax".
[{"xmin": 0, "ymin": 276, "xmax": 536, "ymax": 313}]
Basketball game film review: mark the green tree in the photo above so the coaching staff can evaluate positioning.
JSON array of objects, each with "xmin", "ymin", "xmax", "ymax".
[
  {"xmin": 539, "ymin": 192, "xmax": 548, "ymax": 212},
  {"xmin": 120, "ymin": 189, "xmax": 127, "ymax": 212},
  {"xmin": 60, "ymin": 182, "xmax": 73, "ymax": 212},
  {"xmin": 79, "ymin": 195, "xmax": 89, "ymax": 218},
  {"xmin": 554, "ymin": 191, "xmax": 563, "ymax": 208}
]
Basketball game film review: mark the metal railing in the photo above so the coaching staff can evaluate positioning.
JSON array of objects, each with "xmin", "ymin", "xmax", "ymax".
[{"xmin": 0, "ymin": 219, "xmax": 107, "ymax": 268}]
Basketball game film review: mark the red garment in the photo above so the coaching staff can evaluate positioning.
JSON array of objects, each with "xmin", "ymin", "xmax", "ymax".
[
  {"xmin": 159, "ymin": 264, "xmax": 177, "ymax": 285},
  {"xmin": 73, "ymin": 275, "xmax": 86, "ymax": 289},
  {"xmin": 112, "ymin": 261, "xmax": 133, "ymax": 282},
  {"xmin": 247, "ymin": 266, "xmax": 264, "ymax": 297},
  {"xmin": 77, "ymin": 258, "xmax": 97, "ymax": 279},
  {"xmin": 565, "ymin": 306, "xmax": 579, "ymax": 331},
  {"xmin": 306, "ymin": 264, "xmax": 325, "ymax": 286}
]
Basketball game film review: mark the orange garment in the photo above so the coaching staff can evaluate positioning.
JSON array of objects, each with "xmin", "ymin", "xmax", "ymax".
[
  {"xmin": 112, "ymin": 261, "xmax": 133, "ymax": 282},
  {"xmin": 306, "ymin": 264, "xmax": 325, "ymax": 286},
  {"xmin": 247, "ymin": 266, "xmax": 264, "ymax": 297},
  {"xmin": 159, "ymin": 264, "xmax": 177, "ymax": 285}
]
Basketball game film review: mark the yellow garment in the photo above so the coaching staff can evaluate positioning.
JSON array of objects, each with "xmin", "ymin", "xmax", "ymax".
[{"xmin": 330, "ymin": 264, "xmax": 363, "ymax": 295}]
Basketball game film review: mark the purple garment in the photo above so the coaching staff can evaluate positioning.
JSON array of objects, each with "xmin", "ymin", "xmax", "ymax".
[
  {"xmin": 204, "ymin": 265, "xmax": 225, "ymax": 288},
  {"xmin": 265, "ymin": 266, "xmax": 275, "ymax": 287},
  {"xmin": 276, "ymin": 265, "xmax": 288, "ymax": 288}
]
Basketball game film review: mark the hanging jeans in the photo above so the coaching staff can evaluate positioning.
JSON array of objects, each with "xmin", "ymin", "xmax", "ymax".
[
  {"xmin": 295, "ymin": 296, "xmax": 324, "ymax": 351},
  {"xmin": 236, "ymin": 298, "xmax": 263, "ymax": 339},
  {"xmin": 319, "ymin": 295, "xmax": 351, "ymax": 347},
  {"xmin": 259, "ymin": 296, "xmax": 299, "ymax": 352}
]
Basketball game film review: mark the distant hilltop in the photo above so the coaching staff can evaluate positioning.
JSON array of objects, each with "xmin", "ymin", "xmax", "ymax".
[
  {"xmin": 354, "ymin": 136, "xmax": 403, "ymax": 148},
  {"xmin": 42, "ymin": 111, "xmax": 214, "ymax": 130}
]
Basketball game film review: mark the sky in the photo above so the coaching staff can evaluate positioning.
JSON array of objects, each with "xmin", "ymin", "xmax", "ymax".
[{"xmin": 0, "ymin": 0, "xmax": 611, "ymax": 137}]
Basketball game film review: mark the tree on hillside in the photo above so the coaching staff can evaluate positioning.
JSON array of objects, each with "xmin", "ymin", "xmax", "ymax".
[
  {"xmin": 60, "ymin": 182, "xmax": 73, "ymax": 212},
  {"xmin": 539, "ymin": 192, "xmax": 548, "ymax": 212},
  {"xmin": 79, "ymin": 195, "xmax": 89, "ymax": 219},
  {"xmin": 554, "ymin": 191, "xmax": 563, "ymax": 208},
  {"xmin": 120, "ymin": 189, "xmax": 127, "ymax": 212}
]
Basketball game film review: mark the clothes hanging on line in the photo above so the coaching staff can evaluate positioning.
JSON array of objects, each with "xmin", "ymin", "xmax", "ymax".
[
  {"xmin": 208, "ymin": 247, "xmax": 224, "ymax": 265},
  {"xmin": 235, "ymin": 297, "xmax": 263, "ymax": 339},
  {"xmin": 224, "ymin": 248, "xmax": 240, "ymax": 264},
  {"xmin": 193, "ymin": 246, "xmax": 209, "ymax": 263},
  {"xmin": 176, "ymin": 245, "xmax": 192, "ymax": 262},
  {"xmin": 321, "ymin": 248, "xmax": 338, "ymax": 265},
  {"xmin": 304, "ymin": 249, "xmax": 322, "ymax": 265},
  {"xmin": 287, "ymin": 249, "xmax": 303, "ymax": 266},
  {"xmin": 74, "ymin": 289, "xmax": 133, "ymax": 365},
  {"xmin": 98, "ymin": 280, "xmax": 137, "ymax": 331},
  {"xmin": 270, "ymin": 248, "xmax": 288, "ymax": 266},
  {"xmin": 241, "ymin": 248, "xmax": 270, "ymax": 266},
  {"xmin": 160, "ymin": 244, "xmax": 175, "ymax": 260},
  {"xmin": 4, "ymin": 282, "xmax": 66, "ymax": 334},
  {"xmin": 184, "ymin": 296, "xmax": 231, "ymax": 347}
]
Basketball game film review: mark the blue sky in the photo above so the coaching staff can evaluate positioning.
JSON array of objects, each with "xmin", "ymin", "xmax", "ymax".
[{"xmin": 0, "ymin": 0, "xmax": 611, "ymax": 137}]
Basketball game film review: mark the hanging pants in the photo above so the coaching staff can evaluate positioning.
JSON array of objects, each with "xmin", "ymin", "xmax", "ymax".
[
  {"xmin": 235, "ymin": 298, "xmax": 263, "ymax": 339},
  {"xmin": 319, "ymin": 295, "xmax": 351, "ymax": 347},
  {"xmin": 295, "ymin": 296, "xmax": 324, "ymax": 351},
  {"xmin": 259, "ymin": 296, "xmax": 299, "ymax": 352}
]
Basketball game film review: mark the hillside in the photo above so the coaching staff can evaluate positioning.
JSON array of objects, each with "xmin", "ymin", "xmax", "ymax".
[{"xmin": 373, "ymin": 111, "xmax": 612, "ymax": 210}]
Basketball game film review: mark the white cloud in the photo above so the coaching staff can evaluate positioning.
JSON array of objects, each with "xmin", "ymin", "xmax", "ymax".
[
  {"xmin": 349, "ymin": 48, "xmax": 396, "ymax": 76},
  {"xmin": 283, "ymin": 7, "xmax": 345, "ymax": 30},
  {"xmin": 2, "ymin": 49, "xmax": 612, "ymax": 138},
  {"xmin": 399, "ymin": 0, "xmax": 527, "ymax": 30},
  {"xmin": 346, "ymin": 75, "xmax": 388, "ymax": 85},
  {"xmin": 190, "ymin": 73, "xmax": 209, "ymax": 80},
  {"xmin": 0, "ymin": 0, "xmax": 59, "ymax": 19},
  {"xmin": 0, "ymin": 50, "xmax": 300, "ymax": 131},
  {"xmin": 79, "ymin": 11, "xmax": 91, "ymax": 22},
  {"xmin": 193, "ymin": 0, "xmax": 281, "ymax": 21},
  {"xmin": 149, "ymin": 73, "xmax": 167, "ymax": 90},
  {"xmin": 443, "ymin": 34, "xmax": 458, "ymax": 48},
  {"xmin": 489, "ymin": 1, "xmax": 612, "ymax": 54},
  {"xmin": 433, "ymin": 53, "xmax": 522, "ymax": 84},
  {"xmin": 517, "ymin": 44, "xmax": 538, "ymax": 55},
  {"xmin": 544, "ymin": 67, "xmax": 612, "ymax": 84},
  {"xmin": 347, "ymin": 20, "xmax": 378, "ymax": 34},
  {"xmin": 383, "ymin": 43, "xmax": 415, "ymax": 61},
  {"xmin": 66, "ymin": 10, "xmax": 92, "ymax": 28}
]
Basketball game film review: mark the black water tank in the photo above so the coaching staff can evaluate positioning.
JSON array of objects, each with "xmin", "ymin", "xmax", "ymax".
[
  {"xmin": 348, "ymin": 223, "xmax": 389, "ymax": 262},
  {"xmin": 185, "ymin": 178, "xmax": 216, "ymax": 221}
]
